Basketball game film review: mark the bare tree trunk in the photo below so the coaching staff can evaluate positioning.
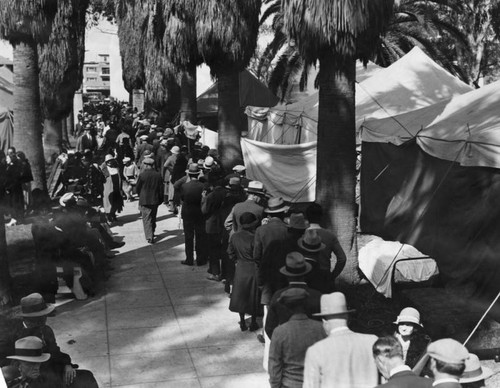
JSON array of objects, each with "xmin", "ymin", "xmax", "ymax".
[
  {"xmin": 179, "ymin": 64, "xmax": 197, "ymax": 123},
  {"xmin": 316, "ymin": 52, "xmax": 360, "ymax": 286},
  {"xmin": 217, "ymin": 68, "xmax": 243, "ymax": 171},
  {"xmin": 43, "ymin": 118, "xmax": 63, "ymax": 163},
  {"xmin": 0, "ymin": 207, "xmax": 11, "ymax": 306},
  {"xmin": 63, "ymin": 111, "xmax": 72, "ymax": 148},
  {"xmin": 13, "ymin": 42, "xmax": 47, "ymax": 193}
]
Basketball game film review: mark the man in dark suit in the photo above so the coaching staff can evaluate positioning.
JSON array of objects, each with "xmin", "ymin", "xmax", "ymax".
[
  {"xmin": 76, "ymin": 126, "xmax": 97, "ymax": 152},
  {"xmin": 136, "ymin": 157, "xmax": 163, "ymax": 243},
  {"xmin": 427, "ymin": 339, "xmax": 469, "ymax": 388},
  {"xmin": 373, "ymin": 336, "xmax": 432, "ymax": 388},
  {"xmin": 180, "ymin": 163, "xmax": 207, "ymax": 266}
]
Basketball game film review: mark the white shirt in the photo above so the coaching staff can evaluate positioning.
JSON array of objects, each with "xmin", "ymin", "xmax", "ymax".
[
  {"xmin": 328, "ymin": 326, "xmax": 350, "ymax": 335},
  {"xmin": 389, "ymin": 364, "xmax": 411, "ymax": 377}
]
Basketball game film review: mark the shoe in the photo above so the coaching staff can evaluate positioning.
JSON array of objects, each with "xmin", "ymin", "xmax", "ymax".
[
  {"xmin": 109, "ymin": 241, "xmax": 125, "ymax": 249},
  {"xmin": 181, "ymin": 260, "xmax": 193, "ymax": 266},
  {"xmin": 257, "ymin": 334, "xmax": 265, "ymax": 344},
  {"xmin": 249, "ymin": 322, "xmax": 259, "ymax": 332},
  {"xmin": 239, "ymin": 321, "xmax": 248, "ymax": 332},
  {"xmin": 207, "ymin": 274, "xmax": 220, "ymax": 282}
]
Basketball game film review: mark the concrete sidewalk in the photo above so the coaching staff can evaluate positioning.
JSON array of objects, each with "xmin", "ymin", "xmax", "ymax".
[{"xmin": 50, "ymin": 201, "xmax": 269, "ymax": 387}]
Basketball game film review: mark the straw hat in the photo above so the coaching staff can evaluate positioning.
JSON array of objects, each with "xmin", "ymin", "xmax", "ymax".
[
  {"xmin": 59, "ymin": 192, "xmax": 76, "ymax": 208},
  {"xmin": 105, "ymin": 154, "xmax": 115, "ymax": 162},
  {"xmin": 142, "ymin": 157, "xmax": 154, "ymax": 166},
  {"xmin": 265, "ymin": 197, "xmax": 290, "ymax": 214},
  {"xmin": 123, "ymin": 157, "xmax": 131, "ymax": 163},
  {"xmin": 20, "ymin": 293, "xmax": 55, "ymax": 317},
  {"xmin": 246, "ymin": 181, "xmax": 265, "ymax": 195},
  {"xmin": 460, "ymin": 354, "xmax": 493, "ymax": 383},
  {"xmin": 233, "ymin": 165, "xmax": 246, "ymax": 173},
  {"xmin": 7, "ymin": 337, "xmax": 51, "ymax": 363},
  {"xmin": 313, "ymin": 292, "xmax": 356, "ymax": 317},
  {"xmin": 186, "ymin": 163, "xmax": 201, "ymax": 175},
  {"xmin": 203, "ymin": 156, "xmax": 215, "ymax": 170},
  {"xmin": 285, "ymin": 213, "xmax": 310, "ymax": 230},
  {"xmin": 298, "ymin": 228, "xmax": 326, "ymax": 253},
  {"xmin": 171, "ymin": 146, "xmax": 180, "ymax": 155},
  {"xmin": 427, "ymin": 338, "xmax": 469, "ymax": 364},
  {"xmin": 280, "ymin": 252, "xmax": 312, "ymax": 277},
  {"xmin": 394, "ymin": 307, "xmax": 423, "ymax": 327}
]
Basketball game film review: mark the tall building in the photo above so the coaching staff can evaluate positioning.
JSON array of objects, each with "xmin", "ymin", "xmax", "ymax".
[{"xmin": 82, "ymin": 53, "xmax": 111, "ymax": 97}]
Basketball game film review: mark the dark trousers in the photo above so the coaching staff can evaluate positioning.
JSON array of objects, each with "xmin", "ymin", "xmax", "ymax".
[
  {"xmin": 207, "ymin": 232, "xmax": 223, "ymax": 275},
  {"xmin": 183, "ymin": 218, "xmax": 206, "ymax": 264},
  {"xmin": 141, "ymin": 204, "xmax": 158, "ymax": 240}
]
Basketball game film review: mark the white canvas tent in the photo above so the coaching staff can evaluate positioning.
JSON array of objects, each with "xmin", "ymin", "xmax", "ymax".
[{"xmin": 245, "ymin": 47, "xmax": 472, "ymax": 145}]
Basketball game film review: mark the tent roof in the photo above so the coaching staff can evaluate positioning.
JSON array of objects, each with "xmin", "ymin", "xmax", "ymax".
[
  {"xmin": 362, "ymin": 80, "xmax": 500, "ymax": 169},
  {"xmin": 247, "ymin": 47, "xmax": 471, "ymax": 130},
  {"xmin": 196, "ymin": 69, "xmax": 279, "ymax": 116}
]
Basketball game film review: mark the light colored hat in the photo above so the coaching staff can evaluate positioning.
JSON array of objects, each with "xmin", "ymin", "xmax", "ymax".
[
  {"xmin": 151, "ymin": 124, "xmax": 157, "ymax": 129},
  {"xmin": 160, "ymin": 139, "xmax": 169, "ymax": 146},
  {"xmin": 246, "ymin": 180, "xmax": 265, "ymax": 195},
  {"xmin": 427, "ymin": 338, "xmax": 469, "ymax": 364},
  {"xmin": 7, "ymin": 337, "xmax": 51, "ymax": 363},
  {"xmin": 186, "ymin": 163, "xmax": 200, "ymax": 175},
  {"xmin": 20, "ymin": 293, "xmax": 55, "ymax": 317},
  {"xmin": 59, "ymin": 192, "xmax": 76, "ymax": 207},
  {"xmin": 203, "ymin": 156, "xmax": 214, "ymax": 169},
  {"xmin": 105, "ymin": 154, "xmax": 115, "ymax": 162},
  {"xmin": 298, "ymin": 228, "xmax": 326, "ymax": 253},
  {"xmin": 286, "ymin": 213, "xmax": 310, "ymax": 230},
  {"xmin": 123, "ymin": 157, "xmax": 131, "ymax": 163},
  {"xmin": 460, "ymin": 353, "xmax": 493, "ymax": 383},
  {"xmin": 142, "ymin": 157, "xmax": 154, "ymax": 165},
  {"xmin": 394, "ymin": 307, "xmax": 423, "ymax": 327},
  {"xmin": 232, "ymin": 165, "xmax": 246, "ymax": 173},
  {"xmin": 314, "ymin": 292, "xmax": 356, "ymax": 317},
  {"xmin": 280, "ymin": 252, "xmax": 312, "ymax": 277},
  {"xmin": 139, "ymin": 135, "xmax": 148, "ymax": 140},
  {"xmin": 265, "ymin": 197, "xmax": 290, "ymax": 214},
  {"xmin": 171, "ymin": 146, "xmax": 180, "ymax": 155}
]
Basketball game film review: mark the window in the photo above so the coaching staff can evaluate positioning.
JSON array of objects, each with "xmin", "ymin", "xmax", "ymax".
[
  {"xmin": 101, "ymin": 76, "xmax": 110, "ymax": 81},
  {"xmin": 101, "ymin": 67, "xmax": 110, "ymax": 75},
  {"xmin": 87, "ymin": 77, "xmax": 97, "ymax": 82},
  {"xmin": 99, "ymin": 55, "xmax": 109, "ymax": 62},
  {"xmin": 86, "ymin": 66, "xmax": 97, "ymax": 72}
]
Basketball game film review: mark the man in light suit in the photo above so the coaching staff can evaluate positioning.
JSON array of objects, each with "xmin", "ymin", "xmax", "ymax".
[
  {"xmin": 427, "ymin": 339, "xmax": 469, "ymax": 388},
  {"xmin": 373, "ymin": 336, "xmax": 432, "ymax": 388},
  {"xmin": 303, "ymin": 292, "xmax": 379, "ymax": 388}
]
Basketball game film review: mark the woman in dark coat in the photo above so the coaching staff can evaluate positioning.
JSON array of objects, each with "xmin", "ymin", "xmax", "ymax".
[
  {"xmin": 228, "ymin": 212, "xmax": 261, "ymax": 331},
  {"xmin": 100, "ymin": 154, "xmax": 123, "ymax": 222}
]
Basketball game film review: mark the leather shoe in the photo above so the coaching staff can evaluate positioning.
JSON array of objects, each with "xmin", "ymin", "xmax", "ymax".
[
  {"xmin": 181, "ymin": 260, "xmax": 193, "ymax": 266},
  {"xmin": 257, "ymin": 334, "xmax": 265, "ymax": 344},
  {"xmin": 239, "ymin": 321, "xmax": 248, "ymax": 332},
  {"xmin": 109, "ymin": 241, "xmax": 125, "ymax": 249},
  {"xmin": 249, "ymin": 322, "xmax": 259, "ymax": 332}
]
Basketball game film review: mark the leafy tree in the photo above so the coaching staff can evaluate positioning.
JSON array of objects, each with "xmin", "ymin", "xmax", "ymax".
[{"xmin": 282, "ymin": 0, "xmax": 394, "ymax": 286}]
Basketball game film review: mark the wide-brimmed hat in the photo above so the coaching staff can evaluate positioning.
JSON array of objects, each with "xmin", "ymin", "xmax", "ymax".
[
  {"xmin": 142, "ymin": 157, "xmax": 154, "ymax": 165},
  {"xmin": 240, "ymin": 212, "xmax": 260, "ymax": 230},
  {"xmin": 232, "ymin": 165, "xmax": 246, "ymax": 173},
  {"xmin": 105, "ymin": 154, "xmax": 115, "ymax": 162},
  {"xmin": 203, "ymin": 156, "xmax": 214, "ymax": 170},
  {"xmin": 171, "ymin": 146, "xmax": 180, "ymax": 155},
  {"xmin": 286, "ymin": 213, "xmax": 310, "ymax": 230},
  {"xmin": 277, "ymin": 288, "xmax": 309, "ymax": 304},
  {"xmin": 122, "ymin": 157, "xmax": 131, "ymax": 163},
  {"xmin": 427, "ymin": 338, "xmax": 469, "ymax": 364},
  {"xmin": 59, "ymin": 192, "xmax": 76, "ymax": 208},
  {"xmin": 265, "ymin": 197, "xmax": 290, "ymax": 214},
  {"xmin": 20, "ymin": 293, "xmax": 55, "ymax": 317},
  {"xmin": 280, "ymin": 252, "xmax": 312, "ymax": 277},
  {"xmin": 460, "ymin": 354, "xmax": 493, "ymax": 383},
  {"xmin": 226, "ymin": 177, "xmax": 242, "ymax": 190},
  {"xmin": 186, "ymin": 163, "xmax": 200, "ymax": 175},
  {"xmin": 246, "ymin": 180, "xmax": 265, "ymax": 195},
  {"xmin": 298, "ymin": 228, "xmax": 326, "ymax": 252},
  {"xmin": 394, "ymin": 307, "xmax": 423, "ymax": 327},
  {"xmin": 7, "ymin": 337, "xmax": 51, "ymax": 363},
  {"xmin": 313, "ymin": 292, "xmax": 356, "ymax": 317}
]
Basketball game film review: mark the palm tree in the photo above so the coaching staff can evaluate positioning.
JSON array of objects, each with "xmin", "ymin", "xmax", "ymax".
[
  {"xmin": 282, "ymin": 0, "xmax": 394, "ymax": 286},
  {"xmin": 0, "ymin": 1, "xmax": 58, "ymax": 192},
  {"xmin": 39, "ymin": 0, "xmax": 89, "ymax": 162},
  {"xmin": 195, "ymin": 0, "xmax": 262, "ymax": 170},
  {"xmin": 162, "ymin": 0, "xmax": 202, "ymax": 123}
]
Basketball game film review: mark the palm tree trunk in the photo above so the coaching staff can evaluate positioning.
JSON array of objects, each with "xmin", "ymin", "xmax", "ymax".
[
  {"xmin": 179, "ymin": 63, "xmax": 197, "ymax": 123},
  {"xmin": 316, "ymin": 52, "xmax": 360, "ymax": 287},
  {"xmin": 0, "ymin": 207, "xmax": 11, "ymax": 306},
  {"xmin": 63, "ymin": 112, "xmax": 72, "ymax": 148},
  {"xmin": 217, "ymin": 68, "xmax": 243, "ymax": 170},
  {"xmin": 13, "ymin": 42, "xmax": 47, "ymax": 192},
  {"xmin": 43, "ymin": 118, "xmax": 63, "ymax": 163}
]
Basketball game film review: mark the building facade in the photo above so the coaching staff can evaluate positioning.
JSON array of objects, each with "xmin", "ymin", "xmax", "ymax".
[{"xmin": 82, "ymin": 54, "xmax": 111, "ymax": 97}]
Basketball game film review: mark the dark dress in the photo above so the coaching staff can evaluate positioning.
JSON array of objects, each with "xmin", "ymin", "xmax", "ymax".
[{"xmin": 228, "ymin": 229, "xmax": 259, "ymax": 316}]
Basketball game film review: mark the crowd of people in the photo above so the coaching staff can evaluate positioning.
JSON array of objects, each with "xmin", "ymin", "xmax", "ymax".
[{"xmin": 1, "ymin": 100, "xmax": 496, "ymax": 387}]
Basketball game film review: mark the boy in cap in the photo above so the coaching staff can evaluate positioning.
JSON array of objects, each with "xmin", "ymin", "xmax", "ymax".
[{"xmin": 427, "ymin": 339, "xmax": 469, "ymax": 388}]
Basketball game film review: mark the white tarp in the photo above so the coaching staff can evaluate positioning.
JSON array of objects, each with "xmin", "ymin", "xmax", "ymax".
[
  {"xmin": 198, "ymin": 126, "xmax": 218, "ymax": 149},
  {"xmin": 241, "ymin": 138, "xmax": 316, "ymax": 202},
  {"xmin": 361, "ymin": 79, "xmax": 500, "ymax": 169},
  {"xmin": 246, "ymin": 47, "xmax": 472, "ymax": 145}
]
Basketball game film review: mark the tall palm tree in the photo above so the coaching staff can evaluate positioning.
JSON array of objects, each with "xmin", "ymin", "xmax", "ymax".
[
  {"xmin": 0, "ymin": 1, "xmax": 58, "ymax": 192},
  {"xmin": 195, "ymin": 0, "xmax": 262, "ymax": 170},
  {"xmin": 282, "ymin": 0, "xmax": 394, "ymax": 286},
  {"xmin": 162, "ymin": 0, "xmax": 202, "ymax": 123},
  {"xmin": 39, "ymin": 0, "xmax": 89, "ymax": 162}
]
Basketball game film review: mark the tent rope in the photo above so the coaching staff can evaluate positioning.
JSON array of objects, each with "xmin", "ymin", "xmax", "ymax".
[{"xmin": 463, "ymin": 290, "xmax": 500, "ymax": 346}]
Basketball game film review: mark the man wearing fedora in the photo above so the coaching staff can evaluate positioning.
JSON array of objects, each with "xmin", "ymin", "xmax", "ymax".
[
  {"xmin": 224, "ymin": 180, "xmax": 266, "ymax": 233},
  {"xmin": 303, "ymin": 292, "xmax": 379, "ymax": 388},
  {"xmin": 426, "ymin": 338, "xmax": 469, "ymax": 388},
  {"xmin": 460, "ymin": 353, "xmax": 493, "ymax": 387},
  {"xmin": 285, "ymin": 213, "xmax": 309, "ymax": 251},
  {"xmin": 136, "ymin": 157, "xmax": 164, "ymax": 244},
  {"xmin": 268, "ymin": 288, "xmax": 326, "ymax": 388},
  {"xmin": 225, "ymin": 165, "xmax": 250, "ymax": 189},
  {"xmin": 298, "ymin": 228, "xmax": 332, "ymax": 293},
  {"xmin": 372, "ymin": 336, "xmax": 432, "ymax": 388},
  {"xmin": 179, "ymin": 163, "xmax": 207, "ymax": 266}
]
